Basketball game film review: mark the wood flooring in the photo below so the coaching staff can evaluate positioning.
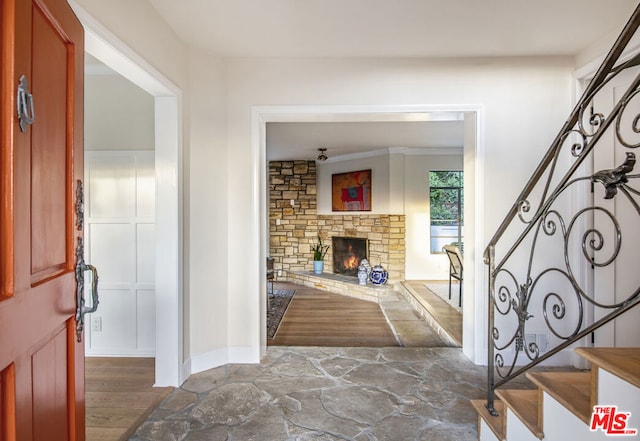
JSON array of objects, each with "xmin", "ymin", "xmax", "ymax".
[
  {"xmin": 85, "ymin": 357, "xmax": 172, "ymax": 440},
  {"xmin": 268, "ymin": 282, "xmax": 399, "ymax": 347}
]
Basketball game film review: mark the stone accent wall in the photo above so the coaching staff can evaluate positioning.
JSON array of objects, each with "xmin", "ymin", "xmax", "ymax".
[
  {"xmin": 269, "ymin": 161, "xmax": 406, "ymax": 282},
  {"xmin": 269, "ymin": 161, "xmax": 318, "ymax": 273}
]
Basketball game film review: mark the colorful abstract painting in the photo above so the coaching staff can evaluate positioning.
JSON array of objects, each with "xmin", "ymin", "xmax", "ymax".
[{"xmin": 331, "ymin": 169, "xmax": 372, "ymax": 211}]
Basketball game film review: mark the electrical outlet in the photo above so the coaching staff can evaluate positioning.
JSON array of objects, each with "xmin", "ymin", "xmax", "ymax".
[
  {"xmin": 91, "ymin": 316, "xmax": 102, "ymax": 332},
  {"xmin": 537, "ymin": 333, "xmax": 548, "ymax": 352},
  {"xmin": 278, "ymin": 269, "xmax": 282, "ymax": 277}
]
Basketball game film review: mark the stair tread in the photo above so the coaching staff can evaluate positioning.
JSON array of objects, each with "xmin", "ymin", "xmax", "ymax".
[
  {"xmin": 471, "ymin": 399, "xmax": 506, "ymax": 440},
  {"xmin": 575, "ymin": 347, "xmax": 640, "ymax": 389},
  {"xmin": 496, "ymin": 389, "xmax": 543, "ymax": 439},
  {"xmin": 526, "ymin": 371, "xmax": 592, "ymax": 424}
]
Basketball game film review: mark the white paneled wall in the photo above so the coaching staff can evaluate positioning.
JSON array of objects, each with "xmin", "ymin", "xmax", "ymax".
[{"xmin": 85, "ymin": 151, "xmax": 156, "ymax": 356}]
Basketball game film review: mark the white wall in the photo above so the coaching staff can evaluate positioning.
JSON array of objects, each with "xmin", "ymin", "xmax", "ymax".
[
  {"xmin": 227, "ymin": 57, "xmax": 574, "ymax": 363},
  {"xmin": 404, "ymin": 154, "xmax": 463, "ymax": 280},
  {"xmin": 71, "ymin": 0, "xmax": 583, "ymax": 370},
  {"xmin": 185, "ymin": 51, "xmax": 230, "ymax": 368},
  {"xmin": 85, "ymin": 74, "xmax": 155, "ymax": 150}
]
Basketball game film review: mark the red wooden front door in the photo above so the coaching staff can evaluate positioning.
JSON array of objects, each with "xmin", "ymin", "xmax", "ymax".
[{"xmin": 0, "ymin": 0, "xmax": 85, "ymax": 439}]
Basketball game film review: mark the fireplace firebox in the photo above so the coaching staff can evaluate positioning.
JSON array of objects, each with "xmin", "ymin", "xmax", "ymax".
[{"xmin": 332, "ymin": 237, "xmax": 368, "ymax": 277}]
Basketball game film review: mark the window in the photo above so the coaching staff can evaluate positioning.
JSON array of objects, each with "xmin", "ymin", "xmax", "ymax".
[{"xmin": 429, "ymin": 170, "xmax": 464, "ymax": 254}]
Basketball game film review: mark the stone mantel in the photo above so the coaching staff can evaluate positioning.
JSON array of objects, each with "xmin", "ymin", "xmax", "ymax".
[{"xmin": 286, "ymin": 270, "xmax": 396, "ymax": 303}]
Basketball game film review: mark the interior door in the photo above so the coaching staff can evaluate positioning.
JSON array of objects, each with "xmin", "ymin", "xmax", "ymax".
[
  {"xmin": 0, "ymin": 0, "xmax": 85, "ymax": 439},
  {"xmin": 592, "ymin": 66, "xmax": 640, "ymax": 347}
]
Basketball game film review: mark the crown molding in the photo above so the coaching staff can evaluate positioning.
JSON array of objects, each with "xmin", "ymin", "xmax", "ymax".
[{"xmin": 321, "ymin": 146, "xmax": 463, "ymax": 163}]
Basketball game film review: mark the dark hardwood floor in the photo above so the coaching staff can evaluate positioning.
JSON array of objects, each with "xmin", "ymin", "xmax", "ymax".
[{"xmin": 268, "ymin": 282, "xmax": 399, "ymax": 347}]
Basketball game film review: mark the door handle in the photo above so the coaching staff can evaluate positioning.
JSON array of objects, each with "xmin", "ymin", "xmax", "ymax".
[
  {"xmin": 17, "ymin": 75, "xmax": 35, "ymax": 132},
  {"xmin": 75, "ymin": 237, "xmax": 99, "ymax": 342}
]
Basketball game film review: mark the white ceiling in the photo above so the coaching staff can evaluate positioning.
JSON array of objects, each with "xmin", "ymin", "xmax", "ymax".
[
  {"xmin": 147, "ymin": 0, "xmax": 637, "ymax": 58},
  {"xmin": 266, "ymin": 120, "xmax": 464, "ymax": 161},
  {"xmin": 113, "ymin": 1, "xmax": 639, "ymax": 162}
]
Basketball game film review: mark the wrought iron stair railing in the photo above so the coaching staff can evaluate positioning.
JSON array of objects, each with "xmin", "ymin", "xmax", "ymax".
[{"xmin": 484, "ymin": 4, "xmax": 640, "ymax": 416}]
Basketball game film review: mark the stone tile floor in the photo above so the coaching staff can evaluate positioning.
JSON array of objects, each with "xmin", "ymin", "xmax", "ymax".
[{"xmin": 131, "ymin": 346, "xmax": 486, "ymax": 441}]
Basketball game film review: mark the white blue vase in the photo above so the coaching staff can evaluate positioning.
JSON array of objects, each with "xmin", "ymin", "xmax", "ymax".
[
  {"xmin": 360, "ymin": 259, "xmax": 371, "ymax": 277},
  {"xmin": 357, "ymin": 264, "xmax": 368, "ymax": 285},
  {"xmin": 313, "ymin": 260, "xmax": 323, "ymax": 274},
  {"xmin": 369, "ymin": 264, "xmax": 388, "ymax": 285}
]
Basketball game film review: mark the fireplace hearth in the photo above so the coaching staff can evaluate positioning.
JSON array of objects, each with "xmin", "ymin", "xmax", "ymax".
[{"xmin": 332, "ymin": 236, "xmax": 368, "ymax": 277}]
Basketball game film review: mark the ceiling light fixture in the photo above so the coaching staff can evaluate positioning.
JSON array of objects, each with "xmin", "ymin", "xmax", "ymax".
[{"xmin": 317, "ymin": 147, "xmax": 328, "ymax": 161}]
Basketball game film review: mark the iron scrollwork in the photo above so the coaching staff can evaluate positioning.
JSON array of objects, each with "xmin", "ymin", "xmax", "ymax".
[
  {"xmin": 485, "ymin": 32, "xmax": 640, "ymax": 414},
  {"xmin": 487, "ymin": 156, "xmax": 640, "ymax": 416}
]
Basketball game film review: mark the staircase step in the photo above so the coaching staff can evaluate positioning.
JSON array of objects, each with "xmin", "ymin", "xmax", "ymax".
[
  {"xmin": 526, "ymin": 371, "xmax": 592, "ymax": 424},
  {"xmin": 471, "ymin": 399, "xmax": 506, "ymax": 440},
  {"xmin": 575, "ymin": 347, "xmax": 640, "ymax": 389},
  {"xmin": 495, "ymin": 389, "xmax": 543, "ymax": 439}
]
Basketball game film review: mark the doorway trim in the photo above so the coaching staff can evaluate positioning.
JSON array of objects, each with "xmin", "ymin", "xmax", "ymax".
[
  {"xmin": 252, "ymin": 104, "xmax": 486, "ymax": 364},
  {"xmin": 70, "ymin": 2, "xmax": 184, "ymax": 387}
]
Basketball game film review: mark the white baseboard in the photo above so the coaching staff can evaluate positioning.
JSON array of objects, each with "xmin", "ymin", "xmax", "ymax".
[
  {"xmin": 189, "ymin": 348, "xmax": 229, "ymax": 375},
  {"xmin": 186, "ymin": 346, "xmax": 261, "ymax": 377},
  {"xmin": 181, "ymin": 358, "xmax": 191, "ymax": 385},
  {"xmin": 85, "ymin": 350, "xmax": 155, "ymax": 357},
  {"xmin": 228, "ymin": 347, "xmax": 260, "ymax": 364}
]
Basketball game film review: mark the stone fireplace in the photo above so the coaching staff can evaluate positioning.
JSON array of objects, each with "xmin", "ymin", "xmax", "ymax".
[
  {"xmin": 268, "ymin": 161, "xmax": 406, "ymax": 282},
  {"xmin": 332, "ymin": 237, "xmax": 368, "ymax": 277}
]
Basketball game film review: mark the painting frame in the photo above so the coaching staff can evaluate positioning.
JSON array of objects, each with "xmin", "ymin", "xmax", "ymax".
[{"xmin": 331, "ymin": 169, "xmax": 372, "ymax": 212}]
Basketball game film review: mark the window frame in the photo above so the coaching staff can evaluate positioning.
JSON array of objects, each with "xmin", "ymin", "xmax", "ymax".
[{"xmin": 429, "ymin": 170, "xmax": 464, "ymax": 254}]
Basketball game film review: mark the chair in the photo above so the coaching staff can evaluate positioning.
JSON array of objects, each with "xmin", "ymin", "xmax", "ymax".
[
  {"xmin": 266, "ymin": 257, "xmax": 275, "ymax": 308},
  {"xmin": 443, "ymin": 245, "xmax": 463, "ymax": 307}
]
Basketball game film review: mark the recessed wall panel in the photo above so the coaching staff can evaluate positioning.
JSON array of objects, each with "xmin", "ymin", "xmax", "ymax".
[
  {"xmin": 137, "ymin": 224, "xmax": 155, "ymax": 284},
  {"xmin": 137, "ymin": 289, "xmax": 156, "ymax": 352},
  {"xmin": 85, "ymin": 152, "xmax": 155, "ymax": 356},
  {"xmin": 136, "ymin": 153, "xmax": 155, "ymax": 218},
  {"xmin": 88, "ymin": 290, "xmax": 136, "ymax": 351},
  {"xmin": 89, "ymin": 223, "xmax": 133, "ymax": 284},
  {"xmin": 87, "ymin": 155, "xmax": 134, "ymax": 219}
]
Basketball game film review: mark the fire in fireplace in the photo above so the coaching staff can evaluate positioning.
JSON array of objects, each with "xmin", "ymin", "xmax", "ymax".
[{"xmin": 332, "ymin": 236, "xmax": 368, "ymax": 277}]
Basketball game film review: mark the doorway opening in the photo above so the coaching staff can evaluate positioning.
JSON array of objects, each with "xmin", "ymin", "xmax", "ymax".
[
  {"xmin": 74, "ymin": 4, "xmax": 184, "ymax": 390},
  {"xmin": 255, "ymin": 105, "xmax": 485, "ymax": 365}
]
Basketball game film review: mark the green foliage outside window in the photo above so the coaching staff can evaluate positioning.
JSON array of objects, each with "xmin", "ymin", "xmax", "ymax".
[
  {"xmin": 430, "ymin": 171, "xmax": 464, "ymax": 225},
  {"xmin": 430, "ymin": 171, "xmax": 464, "ymax": 253}
]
